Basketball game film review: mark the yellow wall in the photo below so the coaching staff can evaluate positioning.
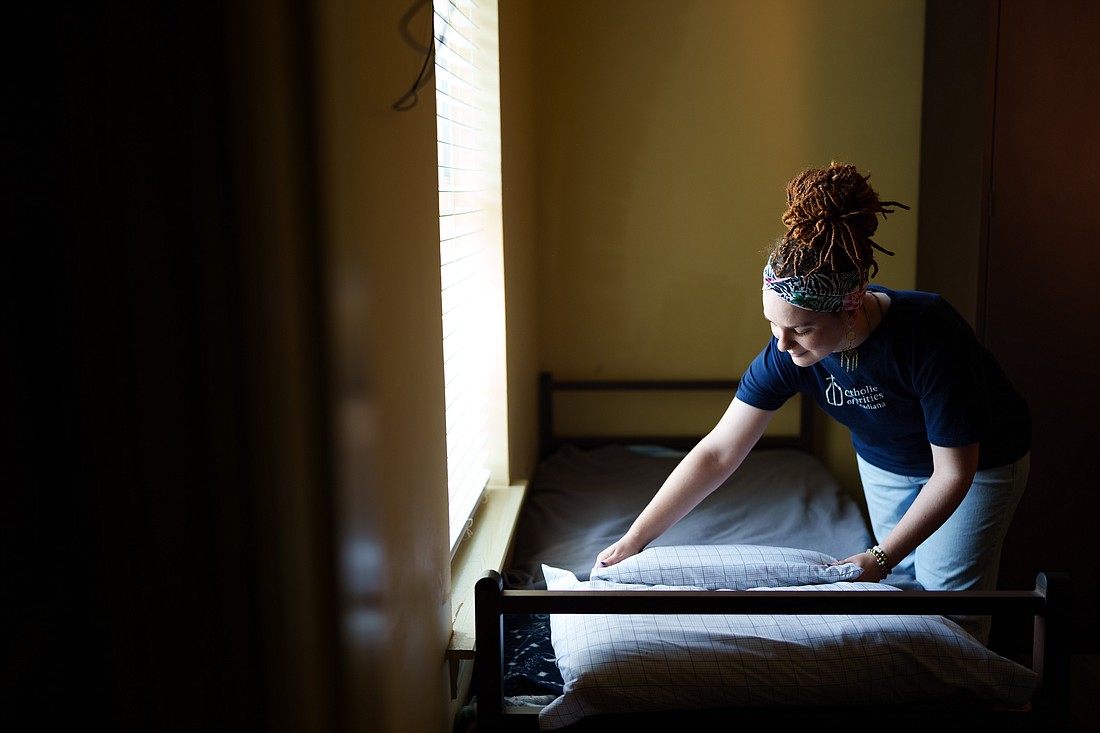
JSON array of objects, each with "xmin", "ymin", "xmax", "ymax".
[
  {"xmin": 522, "ymin": 0, "xmax": 925, "ymax": 495},
  {"xmin": 500, "ymin": 0, "xmax": 542, "ymax": 484}
]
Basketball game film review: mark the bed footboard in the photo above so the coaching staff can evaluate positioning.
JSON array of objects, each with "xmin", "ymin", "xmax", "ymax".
[{"xmin": 473, "ymin": 570, "xmax": 1071, "ymax": 732}]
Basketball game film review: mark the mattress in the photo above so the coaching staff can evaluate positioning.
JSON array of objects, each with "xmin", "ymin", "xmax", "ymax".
[{"xmin": 504, "ymin": 444, "xmax": 877, "ymax": 590}]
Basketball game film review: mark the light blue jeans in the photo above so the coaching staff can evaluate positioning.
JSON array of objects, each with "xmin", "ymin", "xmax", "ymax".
[{"xmin": 856, "ymin": 452, "xmax": 1030, "ymax": 645}]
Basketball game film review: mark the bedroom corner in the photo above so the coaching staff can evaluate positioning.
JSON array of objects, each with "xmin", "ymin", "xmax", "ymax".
[{"xmin": 9, "ymin": 0, "xmax": 1096, "ymax": 732}]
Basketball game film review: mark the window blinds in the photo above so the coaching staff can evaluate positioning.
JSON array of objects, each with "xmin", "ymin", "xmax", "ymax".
[{"xmin": 435, "ymin": 0, "xmax": 500, "ymax": 554}]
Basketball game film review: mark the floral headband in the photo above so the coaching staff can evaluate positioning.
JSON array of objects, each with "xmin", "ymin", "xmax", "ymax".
[{"xmin": 762, "ymin": 259, "xmax": 866, "ymax": 313}]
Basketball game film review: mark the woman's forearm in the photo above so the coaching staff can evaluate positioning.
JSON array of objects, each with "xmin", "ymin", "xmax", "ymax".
[
  {"xmin": 600, "ymin": 398, "xmax": 774, "ymax": 564},
  {"xmin": 876, "ymin": 443, "xmax": 979, "ymax": 567},
  {"xmin": 620, "ymin": 447, "xmax": 740, "ymax": 548}
]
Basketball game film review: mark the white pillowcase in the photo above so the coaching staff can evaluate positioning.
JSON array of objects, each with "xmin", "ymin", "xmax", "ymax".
[
  {"xmin": 591, "ymin": 544, "xmax": 863, "ymax": 589},
  {"xmin": 540, "ymin": 565, "xmax": 1039, "ymax": 730}
]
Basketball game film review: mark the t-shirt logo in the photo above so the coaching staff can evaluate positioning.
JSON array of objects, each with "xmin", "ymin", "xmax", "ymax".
[{"xmin": 825, "ymin": 374, "xmax": 887, "ymax": 410}]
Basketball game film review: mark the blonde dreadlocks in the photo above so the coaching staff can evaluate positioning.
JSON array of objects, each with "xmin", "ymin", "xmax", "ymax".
[{"xmin": 768, "ymin": 162, "xmax": 909, "ymax": 281}]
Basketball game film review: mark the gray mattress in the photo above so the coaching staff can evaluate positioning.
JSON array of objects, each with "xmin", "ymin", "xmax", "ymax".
[{"xmin": 504, "ymin": 444, "xmax": 875, "ymax": 590}]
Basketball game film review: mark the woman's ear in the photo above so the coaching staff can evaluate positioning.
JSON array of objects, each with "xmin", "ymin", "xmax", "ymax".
[{"xmin": 845, "ymin": 289, "xmax": 869, "ymax": 328}]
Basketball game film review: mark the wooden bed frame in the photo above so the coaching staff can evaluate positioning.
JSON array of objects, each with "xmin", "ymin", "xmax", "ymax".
[
  {"xmin": 537, "ymin": 371, "xmax": 814, "ymax": 459},
  {"xmin": 472, "ymin": 374, "xmax": 1071, "ymax": 732}
]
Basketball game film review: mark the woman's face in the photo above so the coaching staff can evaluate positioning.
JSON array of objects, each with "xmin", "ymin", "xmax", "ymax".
[{"xmin": 761, "ymin": 290, "xmax": 851, "ymax": 368}]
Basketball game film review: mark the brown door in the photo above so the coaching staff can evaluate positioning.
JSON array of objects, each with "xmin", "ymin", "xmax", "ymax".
[{"xmin": 984, "ymin": 0, "xmax": 1100, "ymax": 650}]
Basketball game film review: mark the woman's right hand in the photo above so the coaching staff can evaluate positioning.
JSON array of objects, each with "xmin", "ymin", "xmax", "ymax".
[{"xmin": 596, "ymin": 537, "xmax": 644, "ymax": 568}]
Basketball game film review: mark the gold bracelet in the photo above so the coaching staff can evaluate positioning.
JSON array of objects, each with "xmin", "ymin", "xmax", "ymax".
[{"xmin": 866, "ymin": 545, "xmax": 891, "ymax": 577}]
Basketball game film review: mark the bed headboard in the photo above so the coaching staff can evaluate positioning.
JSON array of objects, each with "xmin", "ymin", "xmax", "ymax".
[{"xmin": 538, "ymin": 372, "xmax": 814, "ymax": 460}]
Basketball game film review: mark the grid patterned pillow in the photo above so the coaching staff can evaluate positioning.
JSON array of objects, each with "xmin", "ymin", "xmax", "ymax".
[
  {"xmin": 540, "ymin": 565, "xmax": 1039, "ymax": 730},
  {"xmin": 591, "ymin": 544, "xmax": 863, "ymax": 589}
]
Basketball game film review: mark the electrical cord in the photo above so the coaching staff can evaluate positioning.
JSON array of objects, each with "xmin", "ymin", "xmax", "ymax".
[{"xmin": 393, "ymin": 0, "xmax": 436, "ymax": 111}]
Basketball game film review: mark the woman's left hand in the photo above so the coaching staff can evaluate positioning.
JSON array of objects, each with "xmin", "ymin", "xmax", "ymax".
[{"xmin": 833, "ymin": 551, "xmax": 884, "ymax": 582}]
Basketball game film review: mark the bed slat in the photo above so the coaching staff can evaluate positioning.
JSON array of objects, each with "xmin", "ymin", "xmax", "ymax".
[{"xmin": 495, "ymin": 587, "xmax": 1046, "ymax": 616}]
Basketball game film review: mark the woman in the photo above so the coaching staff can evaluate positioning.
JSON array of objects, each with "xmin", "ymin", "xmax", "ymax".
[{"xmin": 596, "ymin": 162, "xmax": 1031, "ymax": 644}]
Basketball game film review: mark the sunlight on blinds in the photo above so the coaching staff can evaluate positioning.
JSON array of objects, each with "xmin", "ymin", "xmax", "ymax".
[{"xmin": 436, "ymin": 0, "xmax": 503, "ymax": 554}]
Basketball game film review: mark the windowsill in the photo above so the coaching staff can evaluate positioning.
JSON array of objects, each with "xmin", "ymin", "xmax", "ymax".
[{"xmin": 448, "ymin": 482, "xmax": 527, "ymax": 657}]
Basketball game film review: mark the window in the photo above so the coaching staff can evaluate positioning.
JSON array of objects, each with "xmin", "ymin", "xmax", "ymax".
[{"xmin": 435, "ymin": 0, "xmax": 506, "ymax": 555}]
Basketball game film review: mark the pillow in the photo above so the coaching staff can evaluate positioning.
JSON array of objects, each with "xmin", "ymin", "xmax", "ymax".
[
  {"xmin": 591, "ymin": 544, "xmax": 863, "ymax": 590},
  {"xmin": 540, "ymin": 565, "xmax": 1039, "ymax": 730}
]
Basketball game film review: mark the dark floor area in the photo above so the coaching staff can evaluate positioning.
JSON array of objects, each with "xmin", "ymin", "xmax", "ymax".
[{"xmin": 1069, "ymin": 653, "xmax": 1100, "ymax": 733}]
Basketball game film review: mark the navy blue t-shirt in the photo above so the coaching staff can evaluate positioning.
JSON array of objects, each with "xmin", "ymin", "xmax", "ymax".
[{"xmin": 736, "ymin": 287, "xmax": 1031, "ymax": 475}]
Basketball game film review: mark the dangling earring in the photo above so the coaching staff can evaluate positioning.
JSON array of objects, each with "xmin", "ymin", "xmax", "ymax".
[{"xmin": 840, "ymin": 327, "xmax": 858, "ymax": 372}]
